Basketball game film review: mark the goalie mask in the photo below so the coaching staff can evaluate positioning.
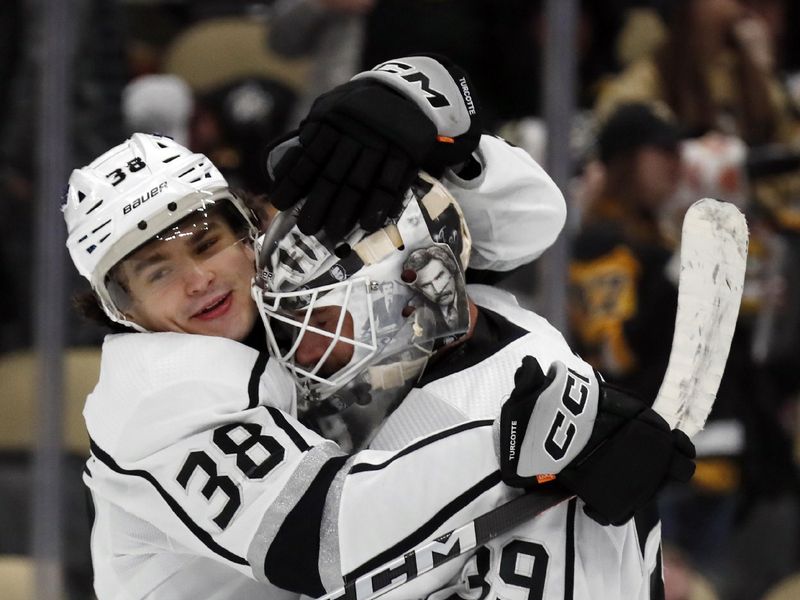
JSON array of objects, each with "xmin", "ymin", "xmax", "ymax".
[
  {"xmin": 253, "ymin": 173, "xmax": 471, "ymax": 446},
  {"xmin": 63, "ymin": 133, "xmax": 259, "ymax": 331}
]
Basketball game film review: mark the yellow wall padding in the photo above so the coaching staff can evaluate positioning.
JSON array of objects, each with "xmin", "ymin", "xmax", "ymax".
[
  {"xmin": 162, "ymin": 17, "xmax": 311, "ymax": 94},
  {"xmin": 0, "ymin": 555, "xmax": 34, "ymax": 600},
  {"xmin": 0, "ymin": 348, "xmax": 101, "ymax": 456}
]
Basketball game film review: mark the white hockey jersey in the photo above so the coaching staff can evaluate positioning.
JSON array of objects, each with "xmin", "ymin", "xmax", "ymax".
[
  {"xmin": 366, "ymin": 285, "xmax": 664, "ymax": 600},
  {"xmin": 83, "ymin": 332, "xmax": 529, "ymax": 599},
  {"xmin": 80, "ymin": 134, "xmax": 567, "ymax": 599},
  {"xmin": 450, "ymin": 134, "xmax": 566, "ymax": 273}
]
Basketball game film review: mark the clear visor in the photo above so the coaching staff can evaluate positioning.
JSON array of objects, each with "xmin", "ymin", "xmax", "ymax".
[{"xmin": 106, "ymin": 204, "xmax": 252, "ymax": 312}]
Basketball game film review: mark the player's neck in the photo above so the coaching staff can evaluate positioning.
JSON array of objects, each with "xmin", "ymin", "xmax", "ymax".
[{"xmin": 241, "ymin": 316, "xmax": 268, "ymax": 352}]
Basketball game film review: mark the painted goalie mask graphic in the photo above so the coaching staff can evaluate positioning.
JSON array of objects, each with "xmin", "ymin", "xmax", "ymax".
[{"xmin": 252, "ymin": 173, "xmax": 472, "ymax": 449}]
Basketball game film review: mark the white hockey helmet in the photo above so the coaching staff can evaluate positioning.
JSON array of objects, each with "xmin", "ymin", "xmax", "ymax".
[
  {"xmin": 63, "ymin": 133, "xmax": 259, "ymax": 330},
  {"xmin": 252, "ymin": 172, "xmax": 472, "ymax": 423}
]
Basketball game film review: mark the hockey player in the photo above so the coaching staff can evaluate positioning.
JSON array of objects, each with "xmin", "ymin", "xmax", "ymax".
[
  {"xmin": 254, "ymin": 166, "xmax": 697, "ymax": 598},
  {"xmin": 70, "ymin": 56, "xmax": 564, "ymax": 340},
  {"xmin": 63, "ymin": 58, "xmax": 573, "ymax": 598}
]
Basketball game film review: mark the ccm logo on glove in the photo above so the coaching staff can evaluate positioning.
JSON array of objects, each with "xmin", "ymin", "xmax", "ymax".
[
  {"xmin": 497, "ymin": 357, "xmax": 599, "ymax": 488},
  {"xmin": 372, "ymin": 61, "xmax": 452, "ymax": 109},
  {"xmin": 543, "ymin": 369, "xmax": 590, "ymax": 460}
]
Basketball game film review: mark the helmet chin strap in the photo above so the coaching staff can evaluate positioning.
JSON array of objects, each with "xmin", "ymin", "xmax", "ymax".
[{"xmin": 118, "ymin": 314, "xmax": 149, "ymax": 333}]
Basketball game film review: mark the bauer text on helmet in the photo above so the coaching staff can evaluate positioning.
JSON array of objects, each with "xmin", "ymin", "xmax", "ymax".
[{"xmin": 63, "ymin": 133, "xmax": 260, "ymax": 338}]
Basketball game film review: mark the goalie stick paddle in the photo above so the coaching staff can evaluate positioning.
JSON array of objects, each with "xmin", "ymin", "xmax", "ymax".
[
  {"xmin": 317, "ymin": 198, "xmax": 748, "ymax": 600},
  {"xmin": 651, "ymin": 198, "xmax": 748, "ymax": 437}
]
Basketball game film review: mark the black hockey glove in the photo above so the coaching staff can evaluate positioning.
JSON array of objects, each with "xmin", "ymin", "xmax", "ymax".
[
  {"xmin": 267, "ymin": 54, "xmax": 482, "ymax": 239},
  {"xmin": 498, "ymin": 357, "xmax": 600, "ymax": 488},
  {"xmin": 557, "ymin": 381, "xmax": 696, "ymax": 526}
]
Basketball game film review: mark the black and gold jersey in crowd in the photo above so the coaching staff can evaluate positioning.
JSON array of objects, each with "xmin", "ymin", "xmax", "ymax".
[
  {"xmin": 568, "ymin": 206, "xmax": 799, "ymax": 500},
  {"xmin": 568, "ymin": 214, "xmax": 677, "ymax": 404}
]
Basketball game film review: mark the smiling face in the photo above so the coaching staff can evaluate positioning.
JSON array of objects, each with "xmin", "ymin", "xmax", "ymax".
[{"xmin": 112, "ymin": 210, "xmax": 258, "ymax": 340}]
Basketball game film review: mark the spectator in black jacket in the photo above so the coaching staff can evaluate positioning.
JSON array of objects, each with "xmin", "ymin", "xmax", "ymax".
[{"xmin": 569, "ymin": 102, "xmax": 800, "ymax": 599}]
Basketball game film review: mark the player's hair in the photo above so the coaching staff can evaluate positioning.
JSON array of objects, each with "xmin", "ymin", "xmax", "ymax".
[
  {"xmin": 72, "ymin": 291, "xmax": 132, "ymax": 333},
  {"xmin": 654, "ymin": 0, "xmax": 777, "ymax": 145},
  {"xmin": 403, "ymin": 245, "xmax": 458, "ymax": 277}
]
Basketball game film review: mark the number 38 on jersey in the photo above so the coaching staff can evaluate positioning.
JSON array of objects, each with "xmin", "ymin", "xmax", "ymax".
[{"xmin": 176, "ymin": 422, "xmax": 285, "ymax": 529}]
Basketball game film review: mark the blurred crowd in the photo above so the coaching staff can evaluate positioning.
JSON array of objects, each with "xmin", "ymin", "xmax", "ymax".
[{"xmin": 2, "ymin": 1, "xmax": 800, "ymax": 599}]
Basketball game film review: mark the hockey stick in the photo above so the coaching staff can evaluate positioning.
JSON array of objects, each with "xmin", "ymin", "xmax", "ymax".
[
  {"xmin": 318, "ymin": 487, "xmax": 570, "ymax": 600},
  {"xmin": 318, "ymin": 198, "xmax": 748, "ymax": 600},
  {"xmin": 651, "ymin": 198, "xmax": 748, "ymax": 436}
]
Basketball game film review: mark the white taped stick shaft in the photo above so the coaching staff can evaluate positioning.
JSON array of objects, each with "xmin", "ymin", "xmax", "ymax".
[{"xmin": 651, "ymin": 198, "xmax": 748, "ymax": 437}]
